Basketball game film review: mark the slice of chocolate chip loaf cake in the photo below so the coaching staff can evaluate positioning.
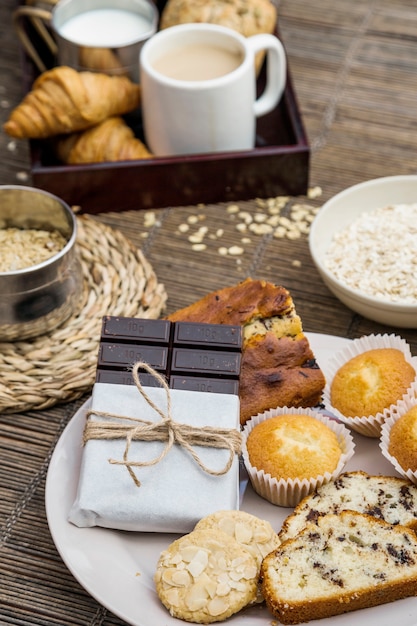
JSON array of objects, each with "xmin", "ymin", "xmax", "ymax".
[
  {"xmin": 279, "ymin": 470, "xmax": 417, "ymax": 544},
  {"xmin": 262, "ymin": 510, "xmax": 417, "ymax": 624},
  {"xmin": 167, "ymin": 278, "xmax": 325, "ymax": 425}
]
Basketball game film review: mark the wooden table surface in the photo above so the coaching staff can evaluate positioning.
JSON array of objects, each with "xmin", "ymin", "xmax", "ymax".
[{"xmin": 1, "ymin": 0, "xmax": 417, "ymax": 624}]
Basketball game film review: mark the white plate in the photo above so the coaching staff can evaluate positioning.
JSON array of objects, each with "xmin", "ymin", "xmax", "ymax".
[{"xmin": 45, "ymin": 333, "xmax": 417, "ymax": 626}]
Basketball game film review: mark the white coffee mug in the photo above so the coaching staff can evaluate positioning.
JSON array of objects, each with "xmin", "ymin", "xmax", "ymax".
[{"xmin": 139, "ymin": 23, "xmax": 287, "ymax": 156}]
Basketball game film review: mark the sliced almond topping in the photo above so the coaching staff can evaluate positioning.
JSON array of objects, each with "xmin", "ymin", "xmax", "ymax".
[
  {"xmin": 216, "ymin": 555, "xmax": 228, "ymax": 571},
  {"xmin": 200, "ymin": 572, "xmax": 217, "ymax": 599},
  {"xmin": 187, "ymin": 549, "xmax": 209, "ymax": 578},
  {"xmin": 216, "ymin": 580, "xmax": 231, "ymax": 596},
  {"xmin": 185, "ymin": 583, "xmax": 209, "ymax": 611},
  {"xmin": 169, "ymin": 552, "xmax": 183, "ymax": 565},
  {"xmin": 231, "ymin": 556, "xmax": 247, "ymax": 568},
  {"xmin": 207, "ymin": 596, "xmax": 229, "ymax": 617},
  {"xmin": 235, "ymin": 522, "xmax": 253, "ymax": 544},
  {"xmin": 180, "ymin": 545, "xmax": 201, "ymax": 563},
  {"xmin": 161, "ymin": 568, "xmax": 190, "ymax": 587},
  {"xmin": 229, "ymin": 579, "xmax": 248, "ymax": 592},
  {"xmin": 253, "ymin": 527, "xmax": 272, "ymax": 543},
  {"xmin": 171, "ymin": 570, "xmax": 192, "ymax": 587},
  {"xmin": 218, "ymin": 518, "xmax": 236, "ymax": 536},
  {"xmin": 165, "ymin": 587, "xmax": 181, "ymax": 607}
]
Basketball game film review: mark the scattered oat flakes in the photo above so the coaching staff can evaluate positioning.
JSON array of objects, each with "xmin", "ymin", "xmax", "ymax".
[
  {"xmin": 292, "ymin": 260, "xmax": 302, "ymax": 267},
  {"xmin": 308, "ymin": 186, "xmax": 322, "ymax": 199},
  {"xmin": 266, "ymin": 215, "xmax": 280, "ymax": 227},
  {"xmin": 143, "ymin": 211, "xmax": 156, "ymax": 228},
  {"xmin": 228, "ymin": 245, "xmax": 244, "ymax": 256},
  {"xmin": 238, "ymin": 211, "xmax": 253, "ymax": 225},
  {"xmin": 188, "ymin": 234, "xmax": 204, "ymax": 244},
  {"xmin": 273, "ymin": 227, "xmax": 286, "ymax": 238},
  {"xmin": 174, "ymin": 191, "xmax": 320, "ymax": 254},
  {"xmin": 191, "ymin": 243, "xmax": 207, "ymax": 251},
  {"xmin": 278, "ymin": 216, "xmax": 292, "ymax": 228},
  {"xmin": 298, "ymin": 221, "xmax": 310, "ymax": 234},
  {"xmin": 16, "ymin": 171, "xmax": 29, "ymax": 182},
  {"xmin": 249, "ymin": 223, "xmax": 273, "ymax": 235},
  {"xmin": 253, "ymin": 212, "xmax": 267, "ymax": 223},
  {"xmin": 286, "ymin": 230, "xmax": 301, "ymax": 240}
]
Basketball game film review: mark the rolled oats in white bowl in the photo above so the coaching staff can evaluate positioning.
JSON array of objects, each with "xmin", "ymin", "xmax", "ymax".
[{"xmin": 309, "ymin": 175, "xmax": 417, "ymax": 327}]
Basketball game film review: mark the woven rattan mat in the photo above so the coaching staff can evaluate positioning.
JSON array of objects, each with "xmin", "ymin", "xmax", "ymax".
[{"xmin": 0, "ymin": 215, "xmax": 167, "ymax": 414}]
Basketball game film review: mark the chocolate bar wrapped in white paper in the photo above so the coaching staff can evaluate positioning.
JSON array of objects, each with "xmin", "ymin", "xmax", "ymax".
[{"xmin": 69, "ymin": 377, "xmax": 241, "ymax": 533}]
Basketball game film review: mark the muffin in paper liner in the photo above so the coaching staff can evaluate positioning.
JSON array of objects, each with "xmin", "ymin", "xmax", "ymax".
[
  {"xmin": 322, "ymin": 333, "xmax": 417, "ymax": 438},
  {"xmin": 380, "ymin": 396, "xmax": 417, "ymax": 485},
  {"xmin": 241, "ymin": 407, "xmax": 355, "ymax": 508}
]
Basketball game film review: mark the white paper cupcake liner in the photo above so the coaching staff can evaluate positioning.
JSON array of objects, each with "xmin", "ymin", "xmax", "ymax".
[
  {"xmin": 241, "ymin": 406, "xmax": 355, "ymax": 508},
  {"xmin": 380, "ymin": 395, "xmax": 417, "ymax": 485},
  {"xmin": 323, "ymin": 333, "xmax": 417, "ymax": 438}
]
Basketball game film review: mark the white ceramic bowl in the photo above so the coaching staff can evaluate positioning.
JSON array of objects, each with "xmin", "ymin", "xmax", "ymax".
[{"xmin": 309, "ymin": 175, "xmax": 417, "ymax": 328}]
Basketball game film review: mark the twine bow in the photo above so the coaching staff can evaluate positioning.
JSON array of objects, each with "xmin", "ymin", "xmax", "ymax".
[{"xmin": 84, "ymin": 361, "xmax": 242, "ymax": 487}]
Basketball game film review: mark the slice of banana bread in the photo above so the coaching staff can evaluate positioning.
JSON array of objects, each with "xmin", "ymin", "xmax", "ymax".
[
  {"xmin": 279, "ymin": 470, "xmax": 417, "ymax": 544},
  {"xmin": 167, "ymin": 278, "xmax": 326, "ymax": 425},
  {"xmin": 262, "ymin": 510, "xmax": 417, "ymax": 624}
]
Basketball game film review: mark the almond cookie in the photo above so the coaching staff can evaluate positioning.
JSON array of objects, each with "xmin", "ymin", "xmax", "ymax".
[
  {"xmin": 154, "ymin": 528, "xmax": 258, "ymax": 623},
  {"xmin": 194, "ymin": 509, "xmax": 280, "ymax": 566}
]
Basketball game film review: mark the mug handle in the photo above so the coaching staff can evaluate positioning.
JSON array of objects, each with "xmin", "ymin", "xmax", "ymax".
[
  {"xmin": 247, "ymin": 34, "xmax": 287, "ymax": 118},
  {"xmin": 13, "ymin": 5, "xmax": 57, "ymax": 74}
]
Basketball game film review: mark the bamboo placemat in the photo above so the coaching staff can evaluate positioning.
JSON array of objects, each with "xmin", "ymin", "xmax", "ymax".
[{"xmin": 0, "ymin": 215, "xmax": 167, "ymax": 414}]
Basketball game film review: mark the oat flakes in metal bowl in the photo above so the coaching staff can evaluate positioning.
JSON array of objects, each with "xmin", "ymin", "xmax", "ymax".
[{"xmin": 0, "ymin": 185, "xmax": 83, "ymax": 341}]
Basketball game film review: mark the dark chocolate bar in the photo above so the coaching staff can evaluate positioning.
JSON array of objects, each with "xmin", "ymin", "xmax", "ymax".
[
  {"xmin": 101, "ymin": 316, "xmax": 171, "ymax": 343},
  {"xmin": 95, "ymin": 317, "xmax": 242, "ymax": 394},
  {"xmin": 173, "ymin": 321, "xmax": 241, "ymax": 350},
  {"xmin": 96, "ymin": 369, "xmax": 163, "ymax": 387},
  {"xmin": 98, "ymin": 343, "xmax": 168, "ymax": 370},
  {"xmin": 171, "ymin": 348, "xmax": 241, "ymax": 376},
  {"xmin": 170, "ymin": 375, "xmax": 239, "ymax": 395}
]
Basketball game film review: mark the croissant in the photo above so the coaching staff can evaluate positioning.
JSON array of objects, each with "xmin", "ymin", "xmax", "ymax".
[
  {"xmin": 3, "ymin": 66, "xmax": 141, "ymax": 139},
  {"xmin": 54, "ymin": 116, "xmax": 152, "ymax": 164},
  {"xmin": 79, "ymin": 47, "xmax": 126, "ymax": 75}
]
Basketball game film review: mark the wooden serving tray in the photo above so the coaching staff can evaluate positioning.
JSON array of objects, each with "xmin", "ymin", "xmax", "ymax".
[{"xmin": 21, "ymin": 8, "xmax": 310, "ymax": 214}]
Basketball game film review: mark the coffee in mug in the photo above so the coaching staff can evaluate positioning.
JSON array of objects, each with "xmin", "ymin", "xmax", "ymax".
[
  {"xmin": 139, "ymin": 23, "xmax": 287, "ymax": 156},
  {"xmin": 152, "ymin": 43, "xmax": 244, "ymax": 81}
]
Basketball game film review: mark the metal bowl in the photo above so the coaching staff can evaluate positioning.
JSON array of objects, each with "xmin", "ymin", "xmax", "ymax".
[{"xmin": 0, "ymin": 185, "xmax": 83, "ymax": 341}]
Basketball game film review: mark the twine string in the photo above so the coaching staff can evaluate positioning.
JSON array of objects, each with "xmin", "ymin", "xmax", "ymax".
[{"xmin": 84, "ymin": 361, "xmax": 242, "ymax": 487}]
